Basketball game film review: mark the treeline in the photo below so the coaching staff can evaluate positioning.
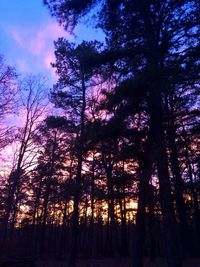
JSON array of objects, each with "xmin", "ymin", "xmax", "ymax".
[{"xmin": 0, "ymin": 1, "xmax": 200, "ymax": 267}]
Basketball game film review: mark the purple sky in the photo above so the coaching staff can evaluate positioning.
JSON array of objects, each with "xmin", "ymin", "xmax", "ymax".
[
  {"xmin": 0, "ymin": 0, "xmax": 104, "ymax": 85},
  {"xmin": 0, "ymin": 0, "xmax": 104, "ymax": 168}
]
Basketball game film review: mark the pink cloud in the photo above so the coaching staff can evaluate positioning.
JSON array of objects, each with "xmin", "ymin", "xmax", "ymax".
[
  {"xmin": 30, "ymin": 22, "xmax": 68, "ymax": 55},
  {"xmin": 44, "ymin": 52, "xmax": 58, "ymax": 78},
  {"xmin": 8, "ymin": 21, "xmax": 73, "ymax": 77}
]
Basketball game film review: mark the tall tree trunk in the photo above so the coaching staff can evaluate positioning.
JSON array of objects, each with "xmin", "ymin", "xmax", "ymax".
[
  {"xmin": 147, "ymin": 181, "xmax": 156, "ymax": 262},
  {"xmin": 89, "ymin": 156, "xmax": 96, "ymax": 258},
  {"xmin": 181, "ymin": 129, "xmax": 200, "ymax": 253},
  {"xmin": 132, "ymin": 142, "xmax": 152, "ymax": 267},
  {"xmin": 40, "ymin": 131, "xmax": 57, "ymax": 257},
  {"xmin": 40, "ymin": 187, "xmax": 50, "ymax": 257},
  {"xmin": 59, "ymin": 201, "xmax": 68, "ymax": 259},
  {"xmin": 119, "ymin": 189, "xmax": 128, "ymax": 257},
  {"xmin": 183, "ymin": 132, "xmax": 200, "ymax": 235},
  {"xmin": 167, "ymin": 119, "xmax": 189, "ymax": 257},
  {"xmin": 106, "ymin": 167, "xmax": 118, "ymax": 258},
  {"xmin": 149, "ymin": 91, "xmax": 181, "ymax": 267},
  {"xmin": 68, "ymin": 75, "xmax": 86, "ymax": 266}
]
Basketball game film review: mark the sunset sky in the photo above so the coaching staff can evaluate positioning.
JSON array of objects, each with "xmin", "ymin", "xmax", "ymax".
[
  {"xmin": 0, "ymin": 0, "xmax": 105, "ymax": 170},
  {"xmin": 0, "ymin": 0, "xmax": 104, "ymax": 85}
]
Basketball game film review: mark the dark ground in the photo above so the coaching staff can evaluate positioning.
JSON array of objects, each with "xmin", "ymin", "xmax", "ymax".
[
  {"xmin": 1, "ymin": 258, "xmax": 200, "ymax": 267},
  {"xmin": 37, "ymin": 258, "xmax": 200, "ymax": 267}
]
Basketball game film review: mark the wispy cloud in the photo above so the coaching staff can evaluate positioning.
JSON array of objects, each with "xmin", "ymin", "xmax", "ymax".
[{"xmin": 7, "ymin": 21, "xmax": 72, "ymax": 77}]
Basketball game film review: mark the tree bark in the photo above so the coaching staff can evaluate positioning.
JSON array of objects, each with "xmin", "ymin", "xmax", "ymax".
[
  {"xmin": 149, "ymin": 91, "xmax": 182, "ymax": 267},
  {"xmin": 68, "ymin": 75, "xmax": 86, "ymax": 266},
  {"xmin": 132, "ymin": 142, "xmax": 152, "ymax": 267},
  {"xmin": 167, "ymin": 117, "xmax": 189, "ymax": 257}
]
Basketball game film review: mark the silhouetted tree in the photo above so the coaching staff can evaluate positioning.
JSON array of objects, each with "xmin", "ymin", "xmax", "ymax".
[{"xmin": 50, "ymin": 40, "xmax": 101, "ymax": 265}]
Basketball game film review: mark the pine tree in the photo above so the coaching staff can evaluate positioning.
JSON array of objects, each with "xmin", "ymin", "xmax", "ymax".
[{"xmin": 49, "ymin": 40, "xmax": 101, "ymax": 265}]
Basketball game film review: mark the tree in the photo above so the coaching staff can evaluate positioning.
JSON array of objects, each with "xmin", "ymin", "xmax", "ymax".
[
  {"xmin": 0, "ymin": 54, "xmax": 17, "ymax": 150},
  {"xmin": 50, "ymin": 40, "xmax": 101, "ymax": 265},
  {"xmin": 1, "ymin": 75, "xmax": 48, "ymax": 254},
  {"xmin": 45, "ymin": 1, "xmax": 200, "ymax": 266}
]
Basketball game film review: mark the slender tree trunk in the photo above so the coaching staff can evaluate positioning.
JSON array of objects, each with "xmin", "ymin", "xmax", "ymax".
[
  {"xmin": 147, "ymin": 182, "xmax": 156, "ymax": 262},
  {"xmin": 89, "ymin": 156, "xmax": 96, "ymax": 258},
  {"xmin": 68, "ymin": 75, "xmax": 86, "ymax": 266},
  {"xmin": 59, "ymin": 201, "xmax": 68, "ymax": 259},
  {"xmin": 119, "ymin": 161, "xmax": 128, "ymax": 257},
  {"xmin": 40, "ymin": 188, "xmax": 49, "ymax": 257},
  {"xmin": 69, "ymin": 193, "xmax": 80, "ymax": 266},
  {"xmin": 119, "ymin": 190, "xmax": 128, "ymax": 257},
  {"xmin": 183, "ymin": 135, "xmax": 200, "ymax": 234},
  {"xmin": 40, "ymin": 131, "xmax": 57, "ymax": 257},
  {"xmin": 149, "ymin": 91, "xmax": 182, "ymax": 267},
  {"xmin": 182, "ymin": 133, "xmax": 200, "ymax": 254},
  {"xmin": 132, "ymin": 144, "xmax": 152, "ymax": 267},
  {"xmin": 106, "ymin": 168, "xmax": 118, "ymax": 257},
  {"xmin": 167, "ymin": 119, "xmax": 189, "ymax": 257}
]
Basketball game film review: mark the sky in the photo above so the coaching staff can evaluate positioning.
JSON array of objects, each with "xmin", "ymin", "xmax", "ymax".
[
  {"xmin": 0, "ymin": 0, "xmax": 104, "ymax": 85},
  {"xmin": 0, "ymin": 0, "xmax": 105, "ymax": 169}
]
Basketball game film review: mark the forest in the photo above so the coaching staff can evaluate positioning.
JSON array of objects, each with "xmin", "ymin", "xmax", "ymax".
[{"xmin": 0, "ymin": 1, "xmax": 199, "ymax": 267}]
